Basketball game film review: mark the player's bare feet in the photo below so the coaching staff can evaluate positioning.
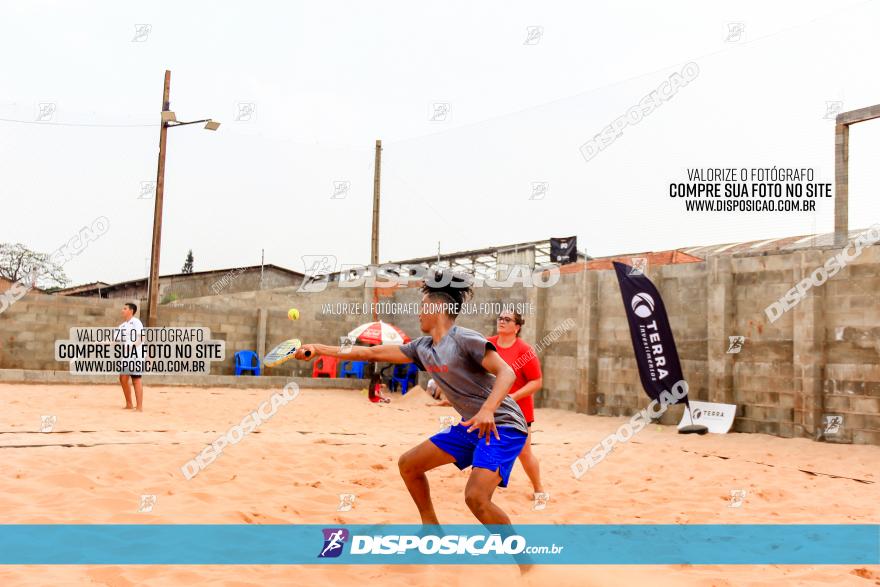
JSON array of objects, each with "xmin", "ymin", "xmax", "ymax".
[
  {"xmin": 532, "ymin": 492, "xmax": 550, "ymax": 511},
  {"xmin": 123, "ymin": 405, "xmax": 134, "ymax": 410},
  {"xmin": 135, "ymin": 407, "xmax": 143, "ymax": 412}
]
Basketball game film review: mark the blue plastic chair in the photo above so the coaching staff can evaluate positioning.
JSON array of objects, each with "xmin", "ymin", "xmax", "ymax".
[
  {"xmin": 390, "ymin": 363, "xmax": 419, "ymax": 395},
  {"xmin": 340, "ymin": 360, "xmax": 367, "ymax": 379},
  {"xmin": 234, "ymin": 350, "xmax": 261, "ymax": 376}
]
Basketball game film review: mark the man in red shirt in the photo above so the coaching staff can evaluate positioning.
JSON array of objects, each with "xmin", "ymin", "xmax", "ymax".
[{"xmin": 487, "ymin": 308, "xmax": 547, "ymax": 509}]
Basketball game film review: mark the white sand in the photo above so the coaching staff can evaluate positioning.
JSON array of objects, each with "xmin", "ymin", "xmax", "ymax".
[{"xmin": 0, "ymin": 383, "xmax": 877, "ymax": 586}]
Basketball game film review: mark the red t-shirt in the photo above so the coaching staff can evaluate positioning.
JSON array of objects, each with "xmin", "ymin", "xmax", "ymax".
[{"xmin": 487, "ymin": 335, "xmax": 541, "ymax": 423}]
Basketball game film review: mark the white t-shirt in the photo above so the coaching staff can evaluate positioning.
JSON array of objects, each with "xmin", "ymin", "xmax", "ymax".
[
  {"xmin": 116, "ymin": 317, "xmax": 144, "ymax": 374},
  {"xmin": 117, "ymin": 317, "xmax": 144, "ymax": 345}
]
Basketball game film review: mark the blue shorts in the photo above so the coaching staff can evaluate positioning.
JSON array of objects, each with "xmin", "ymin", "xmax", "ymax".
[{"xmin": 429, "ymin": 424, "xmax": 527, "ymax": 488}]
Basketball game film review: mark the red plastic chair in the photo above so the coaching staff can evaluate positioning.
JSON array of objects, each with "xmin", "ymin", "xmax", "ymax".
[{"xmin": 312, "ymin": 355, "xmax": 339, "ymax": 378}]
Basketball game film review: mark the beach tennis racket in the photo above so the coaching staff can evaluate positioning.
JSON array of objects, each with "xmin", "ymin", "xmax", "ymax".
[{"xmin": 263, "ymin": 338, "xmax": 311, "ymax": 367}]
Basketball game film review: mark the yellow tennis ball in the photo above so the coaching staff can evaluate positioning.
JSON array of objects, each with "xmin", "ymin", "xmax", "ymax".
[{"xmin": 287, "ymin": 308, "xmax": 299, "ymax": 320}]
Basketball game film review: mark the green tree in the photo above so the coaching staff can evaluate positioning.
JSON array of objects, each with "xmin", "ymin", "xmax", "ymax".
[
  {"xmin": 181, "ymin": 250, "xmax": 194, "ymax": 274},
  {"xmin": 160, "ymin": 292, "xmax": 179, "ymax": 305}
]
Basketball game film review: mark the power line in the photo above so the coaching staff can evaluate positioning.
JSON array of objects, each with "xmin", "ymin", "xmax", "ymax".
[
  {"xmin": 385, "ymin": 0, "xmax": 875, "ymax": 147},
  {"xmin": 0, "ymin": 1, "xmax": 871, "ymax": 137},
  {"xmin": 0, "ymin": 117, "xmax": 156, "ymax": 128}
]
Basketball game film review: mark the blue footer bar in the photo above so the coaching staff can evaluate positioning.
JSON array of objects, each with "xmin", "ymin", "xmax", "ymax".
[{"xmin": 0, "ymin": 524, "xmax": 876, "ymax": 565}]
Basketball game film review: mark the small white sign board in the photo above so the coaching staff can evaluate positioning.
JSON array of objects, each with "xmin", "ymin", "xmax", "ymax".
[{"xmin": 678, "ymin": 400, "xmax": 737, "ymax": 434}]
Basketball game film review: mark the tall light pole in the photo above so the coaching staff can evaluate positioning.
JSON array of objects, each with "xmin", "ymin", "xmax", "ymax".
[
  {"xmin": 146, "ymin": 71, "xmax": 171, "ymax": 327},
  {"xmin": 145, "ymin": 70, "xmax": 220, "ymax": 326},
  {"xmin": 370, "ymin": 139, "xmax": 382, "ymax": 322}
]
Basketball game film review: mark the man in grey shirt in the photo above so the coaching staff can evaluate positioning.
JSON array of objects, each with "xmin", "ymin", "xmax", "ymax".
[
  {"xmin": 295, "ymin": 270, "xmax": 528, "ymax": 529},
  {"xmin": 398, "ymin": 325, "xmax": 528, "ymax": 434}
]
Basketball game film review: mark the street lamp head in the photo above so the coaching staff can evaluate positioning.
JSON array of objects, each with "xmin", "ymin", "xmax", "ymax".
[
  {"xmin": 161, "ymin": 110, "xmax": 177, "ymax": 123},
  {"xmin": 204, "ymin": 120, "xmax": 220, "ymax": 131}
]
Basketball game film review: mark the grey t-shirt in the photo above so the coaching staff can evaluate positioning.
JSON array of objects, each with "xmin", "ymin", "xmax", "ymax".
[{"xmin": 399, "ymin": 325, "xmax": 528, "ymax": 435}]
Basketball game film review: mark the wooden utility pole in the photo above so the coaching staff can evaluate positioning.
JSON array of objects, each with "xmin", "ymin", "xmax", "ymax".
[
  {"xmin": 371, "ymin": 139, "xmax": 382, "ymax": 322},
  {"xmin": 371, "ymin": 140, "xmax": 382, "ymax": 265},
  {"xmin": 146, "ymin": 70, "xmax": 171, "ymax": 327}
]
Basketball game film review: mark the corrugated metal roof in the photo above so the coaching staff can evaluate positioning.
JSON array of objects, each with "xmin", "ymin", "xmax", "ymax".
[
  {"xmin": 585, "ymin": 250, "xmax": 703, "ymax": 270},
  {"xmin": 682, "ymin": 229, "xmax": 869, "ymax": 258},
  {"xmin": 54, "ymin": 281, "xmax": 111, "ymax": 295}
]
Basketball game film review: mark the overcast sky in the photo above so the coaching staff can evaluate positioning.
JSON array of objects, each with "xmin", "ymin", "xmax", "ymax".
[{"xmin": 2, "ymin": 0, "xmax": 879, "ymax": 286}]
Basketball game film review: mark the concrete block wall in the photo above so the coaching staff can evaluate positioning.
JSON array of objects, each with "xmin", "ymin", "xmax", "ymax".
[
  {"xmin": 0, "ymin": 293, "xmax": 265, "ymax": 376},
  {"xmin": 595, "ymin": 268, "xmax": 642, "ymax": 417},
  {"xmin": 157, "ymin": 305, "xmax": 259, "ymax": 375},
  {"xmin": 0, "ymin": 294, "xmax": 123, "ymax": 371},
  {"xmin": 818, "ymin": 245, "xmax": 880, "ymax": 444},
  {"xmin": 535, "ymin": 273, "xmax": 580, "ymax": 412},
  {"xmin": 2, "ymin": 243, "xmax": 879, "ymax": 444},
  {"xmin": 0, "ymin": 288, "xmax": 360, "ymax": 376},
  {"xmin": 730, "ymin": 254, "xmax": 798, "ymax": 437},
  {"xmin": 537, "ymin": 244, "xmax": 880, "ymax": 444}
]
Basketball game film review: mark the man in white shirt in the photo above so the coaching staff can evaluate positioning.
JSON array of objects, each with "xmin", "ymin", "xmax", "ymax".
[{"xmin": 117, "ymin": 302, "xmax": 145, "ymax": 411}]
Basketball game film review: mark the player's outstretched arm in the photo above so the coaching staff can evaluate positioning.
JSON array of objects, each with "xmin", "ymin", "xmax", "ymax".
[{"xmin": 295, "ymin": 343, "xmax": 411, "ymax": 364}]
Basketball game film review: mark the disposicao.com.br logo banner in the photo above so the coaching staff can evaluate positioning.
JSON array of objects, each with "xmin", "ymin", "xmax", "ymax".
[
  {"xmin": 0, "ymin": 525, "xmax": 876, "ymax": 565},
  {"xmin": 317, "ymin": 526, "xmax": 560, "ymax": 561}
]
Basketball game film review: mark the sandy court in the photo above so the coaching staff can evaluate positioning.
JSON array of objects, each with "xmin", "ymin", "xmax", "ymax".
[{"xmin": 0, "ymin": 382, "xmax": 877, "ymax": 586}]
